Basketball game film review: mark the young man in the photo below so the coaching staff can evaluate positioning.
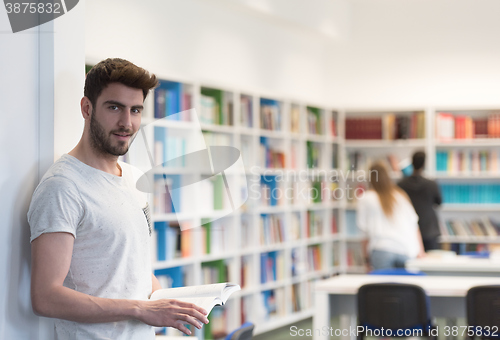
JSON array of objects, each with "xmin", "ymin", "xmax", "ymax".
[
  {"xmin": 28, "ymin": 58, "xmax": 208, "ymax": 339},
  {"xmin": 398, "ymin": 151, "xmax": 442, "ymax": 251}
]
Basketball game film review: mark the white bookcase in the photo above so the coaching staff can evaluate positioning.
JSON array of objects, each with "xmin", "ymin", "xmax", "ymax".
[
  {"xmin": 119, "ymin": 69, "xmax": 500, "ymax": 339},
  {"xmin": 432, "ymin": 108, "xmax": 500, "ymax": 252},
  {"xmin": 122, "ymin": 76, "xmax": 346, "ymax": 339}
]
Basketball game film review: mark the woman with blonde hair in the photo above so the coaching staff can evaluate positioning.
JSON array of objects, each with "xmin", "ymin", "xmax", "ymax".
[{"xmin": 357, "ymin": 161, "xmax": 425, "ymax": 270}]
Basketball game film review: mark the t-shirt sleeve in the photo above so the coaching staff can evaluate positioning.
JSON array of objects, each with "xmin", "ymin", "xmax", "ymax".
[{"xmin": 28, "ymin": 176, "xmax": 84, "ymax": 242}]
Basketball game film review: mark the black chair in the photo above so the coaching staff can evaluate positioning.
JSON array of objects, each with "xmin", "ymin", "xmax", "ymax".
[
  {"xmin": 357, "ymin": 283, "xmax": 436, "ymax": 340},
  {"xmin": 466, "ymin": 285, "xmax": 500, "ymax": 340}
]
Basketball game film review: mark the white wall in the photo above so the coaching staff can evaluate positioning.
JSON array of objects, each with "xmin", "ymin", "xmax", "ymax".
[
  {"xmin": 85, "ymin": 0, "xmax": 331, "ymax": 104},
  {"xmin": 326, "ymin": 0, "xmax": 500, "ymax": 108},
  {"xmin": 0, "ymin": 2, "xmax": 85, "ymax": 339},
  {"xmin": 86, "ymin": 0, "xmax": 500, "ymax": 109},
  {"xmin": 0, "ymin": 11, "xmax": 40, "ymax": 339}
]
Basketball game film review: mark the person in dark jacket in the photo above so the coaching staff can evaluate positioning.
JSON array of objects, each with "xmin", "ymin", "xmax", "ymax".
[{"xmin": 398, "ymin": 151, "xmax": 442, "ymax": 251}]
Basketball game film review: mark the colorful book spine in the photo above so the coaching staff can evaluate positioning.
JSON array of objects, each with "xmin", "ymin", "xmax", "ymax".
[
  {"xmin": 440, "ymin": 183, "xmax": 500, "ymax": 203},
  {"xmin": 154, "ymin": 266, "xmax": 184, "ymax": 288},
  {"xmin": 260, "ymin": 98, "xmax": 281, "ymax": 131}
]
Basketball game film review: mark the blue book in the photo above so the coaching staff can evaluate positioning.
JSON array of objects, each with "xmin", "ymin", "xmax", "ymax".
[
  {"xmin": 260, "ymin": 253, "xmax": 267, "ymax": 283},
  {"xmin": 154, "ymin": 221, "xmax": 168, "ymax": 261},
  {"xmin": 156, "ymin": 80, "xmax": 182, "ymax": 119},
  {"xmin": 261, "ymin": 175, "xmax": 277, "ymax": 206},
  {"xmin": 154, "ymin": 266, "xmax": 183, "ymax": 288}
]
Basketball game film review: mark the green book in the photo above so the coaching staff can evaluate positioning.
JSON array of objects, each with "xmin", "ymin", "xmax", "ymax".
[
  {"xmin": 202, "ymin": 219, "xmax": 211, "ymax": 254},
  {"xmin": 201, "ymin": 87, "xmax": 223, "ymax": 125},
  {"xmin": 213, "ymin": 175, "xmax": 224, "ymax": 210}
]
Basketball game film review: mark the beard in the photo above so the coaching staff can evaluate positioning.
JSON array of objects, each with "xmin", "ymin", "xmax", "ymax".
[{"xmin": 89, "ymin": 111, "xmax": 134, "ymax": 156}]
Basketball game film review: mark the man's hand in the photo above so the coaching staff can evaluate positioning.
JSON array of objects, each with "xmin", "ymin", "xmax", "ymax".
[{"xmin": 136, "ymin": 299, "xmax": 209, "ymax": 335}]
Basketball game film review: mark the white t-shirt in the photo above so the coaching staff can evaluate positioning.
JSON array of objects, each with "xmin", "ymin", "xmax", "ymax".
[
  {"xmin": 28, "ymin": 154, "xmax": 155, "ymax": 340},
  {"xmin": 356, "ymin": 190, "xmax": 420, "ymax": 258}
]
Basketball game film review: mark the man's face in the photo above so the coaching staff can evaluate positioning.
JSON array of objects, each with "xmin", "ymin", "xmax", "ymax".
[{"xmin": 89, "ymin": 83, "xmax": 144, "ymax": 156}]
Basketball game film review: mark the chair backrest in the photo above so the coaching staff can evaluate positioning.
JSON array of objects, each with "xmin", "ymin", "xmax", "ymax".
[
  {"xmin": 466, "ymin": 286, "xmax": 500, "ymax": 330},
  {"xmin": 357, "ymin": 283, "xmax": 431, "ymax": 332},
  {"xmin": 369, "ymin": 268, "xmax": 426, "ymax": 276},
  {"xmin": 225, "ymin": 322, "xmax": 255, "ymax": 340}
]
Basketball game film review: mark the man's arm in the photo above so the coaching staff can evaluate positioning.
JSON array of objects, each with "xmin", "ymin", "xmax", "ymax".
[
  {"xmin": 31, "ymin": 232, "xmax": 208, "ymax": 335},
  {"xmin": 432, "ymin": 180, "xmax": 442, "ymax": 206}
]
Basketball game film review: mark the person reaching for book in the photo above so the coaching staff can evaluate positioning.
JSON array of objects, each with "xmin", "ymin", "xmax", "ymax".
[
  {"xmin": 28, "ymin": 58, "xmax": 208, "ymax": 339},
  {"xmin": 357, "ymin": 162, "xmax": 426, "ymax": 270}
]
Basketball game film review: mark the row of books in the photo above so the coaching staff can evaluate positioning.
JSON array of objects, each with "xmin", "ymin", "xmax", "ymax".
[
  {"xmin": 240, "ymin": 256, "xmax": 252, "ymax": 289},
  {"xmin": 154, "ymin": 127, "xmax": 186, "ymax": 167},
  {"xmin": 345, "ymin": 211, "xmax": 359, "ymax": 236},
  {"xmin": 291, "ymin": 248, "xmax": 306, "ymax": 277},
  {"xmin": 306, "ymin": 141, "xmax": 321, "ymax": 168},
  {"xmin": 307, "ymin": 245, "xmax": 322, "ymax": 272},
  {"xmin": 260, "ymin": 98, "xmax": 282, "ymax": 131},
  {"xmin": 152, "ymin": 222, "xmax": 190, "ymax": 262},
  {"xmin": 346, "ymin": 151, "xmax": 402, "ymax": 173},
  {"xmin": 332, "ymin": 247, "xmax": 340, "ymax": 267},
  {"xmin": 205, "ymin": 306, "xmax": 227, "ymax": 340},
  {"xmin": 287, "ymin": 180, "xmax": 340, "ymax": 205},
  {"xmin": 440, "ymin": 183, "xmax": 500, "ymax": 204},
  {"xmin": 436, "ymin": 149, "xmax": 500, "ymax": 173},
  {"xmin": 436, "ymin": 112, "xmax": 500, "ymax": 140},
  {"xmin": 201, "ymin": 220, "xmax": 229, "ymax": 255},
  {"xmin": 260, "ymin": 174, "xmax": 284, "ymax": 206},
  {"xmin": 201, "ymin": 259, "xmax": 229, "ymax": 284},
  {"xmin": 154, "ymin": 266, "xmax": 185, "ymax": 288},
  {"xmin": 152, "ymin": 175, "xmax": 180, "ymax": 214},
  {"xmin": 240, "ymin": 95, "xmax": 253, "ymax": 128},
  {"xmin": 152, "ymin": 173, "xmax": 230, "ymax": 214},
  {"xmin": 345, "ymin": 112, "xmax": 425, "ymax": 140},
  {"xmin": 240, "ymin": 217, "xmax": 253, "ymax": 249},
  {"xmin": 290, "ymin": 213, "xmax": 302, "ymax": 240},
  {"xmin": 440, "ymin": 217, "xmax": 500, "ymax": 238},
  {"xmin": 203, "ymin": 129, "xmax": 232, "ymax": 147},
  {"xmin": 154, "ymin": 80, "xmax": 192, "ymax": 120},
  {"xmin": 259, "ymin": 214, "xmax": 286, "ymax": 245},
  {"xmin": 259, "ymin": 288, "xmax": 286, "ymax": 320},
  {"xmin": 307, "ymin": 107, "xmax": 323, "ymax": 135},
  {"xmin": 200, "ymin": 88, "xmax": 233, "ymax": 125},
  {"xmin": 346, "ymin": 242, "xmax": 366, "ymax": 267},
  {"xmin": 259, "ymin": 137, "xmax": 285, "ymax": 168},
  {"xmin": 290, "ymin": 105, "xmax": 301, "ymax": 133},
  {"xmin": 260, "ymin": 251, "xmax": 285, "ymax": 284},
  {"xmin": 306, "ymin": 210, "xmax": 324, "ymax": 237},
  {"xmin": 291, "ymin": 283, "xmax": 304, "ymax": 312}
]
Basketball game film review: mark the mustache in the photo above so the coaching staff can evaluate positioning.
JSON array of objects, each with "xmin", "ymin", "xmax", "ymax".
[{"xmin": 110, "ymin": 129, "xmax": 135, "ymax": 136}]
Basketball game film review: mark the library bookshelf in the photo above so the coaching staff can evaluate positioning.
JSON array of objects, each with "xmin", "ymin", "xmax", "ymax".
[
  {"xmin": 121, "ymin": 75, "xmax": 346, "ymax": 339},
  {"xmin": 432, "ymin": 108, "xmax": 500, "ymax": 254},
  {"xmin": 342, "ymin": 107, "xmax": 500, "ymax": 263},
  {"xmin": 101, "ymin": 63, "xmax": 500, "ymax": 338}
]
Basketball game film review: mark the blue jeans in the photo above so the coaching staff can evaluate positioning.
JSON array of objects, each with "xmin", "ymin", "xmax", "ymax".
[{"xmin": 370, "ymin": 249, "xmax": 409, "ymax": 270}]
